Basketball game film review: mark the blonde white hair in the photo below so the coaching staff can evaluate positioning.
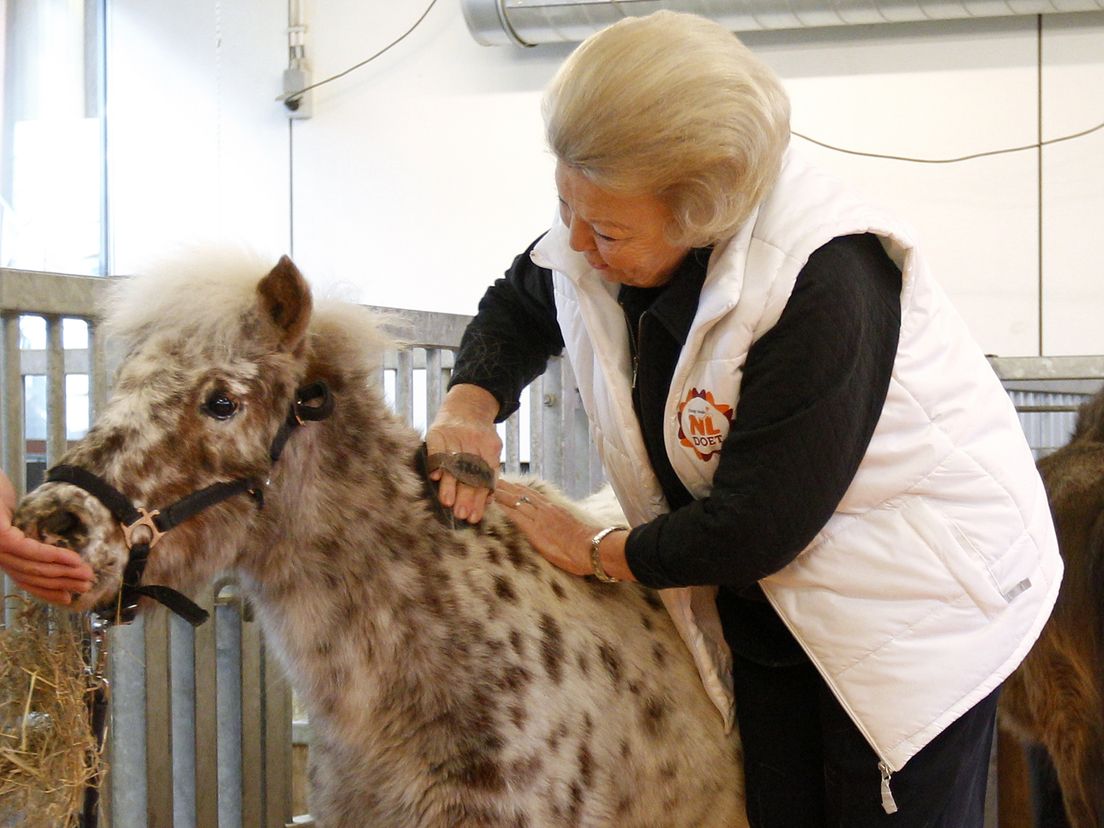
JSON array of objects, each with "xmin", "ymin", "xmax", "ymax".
[{"xmin": 543, "ymin": 11, "xmax": 791, "ymax": 247}]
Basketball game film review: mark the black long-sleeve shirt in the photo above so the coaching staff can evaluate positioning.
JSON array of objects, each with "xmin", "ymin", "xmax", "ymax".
[{"xmin": 449, "ymin": 233, "xmax": 902, "ymax": 661}]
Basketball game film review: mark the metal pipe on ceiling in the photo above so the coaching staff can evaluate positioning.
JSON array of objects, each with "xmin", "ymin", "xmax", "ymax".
[{"xmin": 460, "ymin": 0, "xmax": 1104, "ymax": 46}]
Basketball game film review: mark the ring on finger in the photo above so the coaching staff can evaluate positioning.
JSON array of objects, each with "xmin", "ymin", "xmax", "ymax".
[{"xmin": 514, "ymin": 495, "xmax": 532, "ymax": 508}]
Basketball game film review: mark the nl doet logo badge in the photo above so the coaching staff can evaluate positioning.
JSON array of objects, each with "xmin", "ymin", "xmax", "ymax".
[{"xmin": 677, "ymin": 388, "xmax": 734, "ymax": 461}]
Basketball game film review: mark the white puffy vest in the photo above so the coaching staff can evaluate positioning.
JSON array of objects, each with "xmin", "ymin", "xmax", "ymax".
[{"xmin": 532, "ymin": 148, "xmax": 1062, "ymax": 772}]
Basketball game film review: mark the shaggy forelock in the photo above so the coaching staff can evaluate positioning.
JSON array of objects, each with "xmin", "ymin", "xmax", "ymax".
[
  {"xmin": 100, "ymin": 247, "xmax": 394, "ymax": 372},
  {"xmin": 102, "ymin": 247, "xmax": 275, "ymax": 350}
]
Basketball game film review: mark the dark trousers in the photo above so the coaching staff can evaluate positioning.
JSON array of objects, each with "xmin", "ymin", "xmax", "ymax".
[{"xmin": 731, "ymin": 651, "xmax": 1000, "ymax": 828}]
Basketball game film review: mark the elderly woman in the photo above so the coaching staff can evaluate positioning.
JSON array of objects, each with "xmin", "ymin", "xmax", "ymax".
[
  {"xmin": 0, "ymin": 10, "xmax": 1061, "ymax": 827},
  {"xmin": 425, "ymin": 10, "xmax": 1062, "ymax": 828}
]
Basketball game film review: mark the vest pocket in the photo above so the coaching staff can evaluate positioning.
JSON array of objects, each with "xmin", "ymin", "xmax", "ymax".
[{"xmin": 897, "ymin": 499, "xmax": 1011, "ymax": 619}]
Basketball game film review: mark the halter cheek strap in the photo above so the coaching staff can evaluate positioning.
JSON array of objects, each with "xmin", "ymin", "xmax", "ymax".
[
  {"xmin": 45, "ymin": 380, "xmax": 333, "ymax": 627},
  {"xmin": 268, "ymin": 380, "xmax": 334, "ymax": 464}
]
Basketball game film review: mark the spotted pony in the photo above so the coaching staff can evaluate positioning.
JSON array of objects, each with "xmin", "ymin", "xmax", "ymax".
[{"xmin": 14, "ymin": 252, "xmax": 745, "ymax": 827}]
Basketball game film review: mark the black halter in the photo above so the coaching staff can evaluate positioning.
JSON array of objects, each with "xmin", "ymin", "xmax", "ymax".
[{"xmin": 46, "ymin": 380, "xmax": 334, "ymax": 627}]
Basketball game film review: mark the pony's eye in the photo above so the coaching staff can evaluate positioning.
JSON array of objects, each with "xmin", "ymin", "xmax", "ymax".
[{"xmin": 202, "ymin": 391, "xmax": 239, "ymax": 420}]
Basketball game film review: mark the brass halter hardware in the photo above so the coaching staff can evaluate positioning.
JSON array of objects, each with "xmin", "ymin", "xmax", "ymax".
[{"xmin": 122, "ymin": 507, "xmax": 166, "ymax": 551}]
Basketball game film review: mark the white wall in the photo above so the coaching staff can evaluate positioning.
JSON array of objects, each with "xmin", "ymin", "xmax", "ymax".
[
  {"xmin": 287, "ymin": 0, "xmax": 568, "ymax": 312},
  {"xmin": 105, "ymin": 1, "xmax": 1104, "ymax": 357},
  {"xmin": 1039, "ymin": 14, "xmax": 1104, "ymax": 356},
  {"xmin": 742, "ymin": 14, "xmax": 1104, "ymax": 357},
  {"xmin": 107, "ymin": 0, "xmax": 290, "ymax": 274}
]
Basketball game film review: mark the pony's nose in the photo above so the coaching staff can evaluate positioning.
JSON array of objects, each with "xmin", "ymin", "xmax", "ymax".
[{"xmin": 39, "ymin": 509, "xmax": 86, "ymax": 548}]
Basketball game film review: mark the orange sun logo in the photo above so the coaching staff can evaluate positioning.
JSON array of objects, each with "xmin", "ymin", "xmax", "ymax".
[{"xmin": 677, "ymin": 388, "xmax": 734, "ymax": 461}]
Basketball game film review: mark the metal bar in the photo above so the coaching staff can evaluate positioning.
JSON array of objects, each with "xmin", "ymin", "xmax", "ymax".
[
  {"xmin": 145, "ymin": 608, "xmax": 175, "ymax": 826},
  {"xmin": 540, "ymin": 362, "xmax": 564, "ymax": 486},
  {"xmin": 0, "ymin": 268, "xmax": 111, "ymax": 316},
  {"xmin": 395, "ymin": 349, "xmax": 414, "ymax": 424},
  {"xmin": 1, "ymin": 314, "xmax": 23, "ymax": 493},
  {"xmin": 15, "ymin": 346, "xmax": 88, "ymax": 375},
  {"xmin": 380, "ymin": 348, "xmax": 457, "ymax": 372},
  {"xmin": 193, "ymin": 591, "xmax": 219, "ymax": 828},
  {"xmin": 561, "ymin": 356, "xmax": 603, "ymax": 495},
  {"xmin": 504, "ymin": 411, "xmax": 521, "ymax": 475},
  {"xmin": 109, "ymin": 620, "xmax": 148, "ymax": 827},
  {"xmin": 988, "ymin": 355, "xmax": 1104, "ymax": 381},
  {"xmin": 290, "ymin": 718, "xmax": 311, "ymax": 824},
  {"xmin": 216, "ymin": 591, "xmax": 245, "ymax": 828},
  {"xmin": 263, "ymin": 644, "xmax": 292, "ymax": 828},
  {"xmin": 45, "ymin": 316, "xmax": 67, "ymax": 465},
  {"xmin": 563, "ymin": 359, "xmax": 593, "ymax": 499},
  {"xmin": 241, "ymin": 602, "xmax": 265, "ymax": 828},
  {"xmin": 528, "ymin": 380, "xmax": 544, "ymax": 479},
  {"xmin": 88, "ymin": 320, "xmax": 110, "ymax": 419},
  {"xmin": 426, "ymin": 349, "xmax": 445, "ymax": 428},
  {"xmin": 170, "ymin": 613, "xmax": 197, "ymax": 827},
  {"xmin": 363, "ymin": 306, "xmax": 472, "ymax": 350},
  {"xmin": 461, "ymin": 0, "xmax": 1104, "ymax": 46},
  {"xmin": 16, "ymin": 348, "xmax": 90, "ymax": 375}
]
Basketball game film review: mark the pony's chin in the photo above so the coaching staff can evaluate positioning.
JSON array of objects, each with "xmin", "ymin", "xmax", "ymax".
[{"xmin": 71, "ymin": 582, "xmax": 123, "ymax": 616}]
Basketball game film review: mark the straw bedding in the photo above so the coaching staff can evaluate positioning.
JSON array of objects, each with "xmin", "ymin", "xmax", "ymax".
[{"xmin": 0, "ymin": 597, "xmax": 102, "ymax": 828}]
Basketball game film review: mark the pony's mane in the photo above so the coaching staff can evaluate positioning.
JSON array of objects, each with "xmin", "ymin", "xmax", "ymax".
[
  {"xmin": 101, "ymin": 247, "xmax": 395, "ymax": 371},
  {"xmin": 308, "ymin": 299, "xmax": 398, "ymax": 378}
]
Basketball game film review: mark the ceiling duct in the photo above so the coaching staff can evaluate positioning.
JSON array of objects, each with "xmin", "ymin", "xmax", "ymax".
[{"xmin": 461, "ymin": 0, "xmax": 1104, "ymax": 45}]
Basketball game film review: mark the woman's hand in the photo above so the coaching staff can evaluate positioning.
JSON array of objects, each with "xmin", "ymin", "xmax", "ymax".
[
  {"xmin": 425, "ymin": 384, "xmax": 502, "ymax": 524},
  {"xmin": 494, "ymin": 479, "xmax": 635, "ymax": 581},
  {"xmin": 0, "ymin": 469, "xmax": 94, "ymax": 606}
]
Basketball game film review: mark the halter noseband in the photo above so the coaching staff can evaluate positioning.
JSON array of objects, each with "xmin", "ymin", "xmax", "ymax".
[{"xmin": 46, "ymin": 380, "xmax": 334, "ymax": 627}]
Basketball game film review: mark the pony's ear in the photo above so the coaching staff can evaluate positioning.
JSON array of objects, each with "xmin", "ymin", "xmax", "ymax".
[{"xmin": 257, "ymin": 255, "xmax": 312, "ymax": 351}]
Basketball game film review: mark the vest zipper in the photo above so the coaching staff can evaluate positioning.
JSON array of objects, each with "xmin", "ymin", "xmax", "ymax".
[
  {"xmin": 879, "ymin": 760, "xmax": 898, "ymax": 814},
  {"xmin": 622, "ymin": 308, "xmax": 645, "ymax": 392}
]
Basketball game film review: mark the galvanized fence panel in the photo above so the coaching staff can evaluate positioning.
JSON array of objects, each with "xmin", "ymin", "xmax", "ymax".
[
  {"xmin": 3, "ymin": 267, "xmax": 1101, "ymax": 826},
  {"xmin": 989, "ymin": 355, "xmax": 1104, "ymax": 459}
]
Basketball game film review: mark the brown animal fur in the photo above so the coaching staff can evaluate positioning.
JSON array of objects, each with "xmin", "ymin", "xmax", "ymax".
[
  {"xmin": 14, "ymin": 253, "xmax": 746, "ymax": 827},
  {"xmin": 1000, "ymin": 388, "xmax": 1104, "ymax": 828}
]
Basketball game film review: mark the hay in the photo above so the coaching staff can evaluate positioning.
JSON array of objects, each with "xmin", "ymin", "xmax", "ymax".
[{"xmin": 0, "ymin": 597, "xmax": 104, "ymax": 828}]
